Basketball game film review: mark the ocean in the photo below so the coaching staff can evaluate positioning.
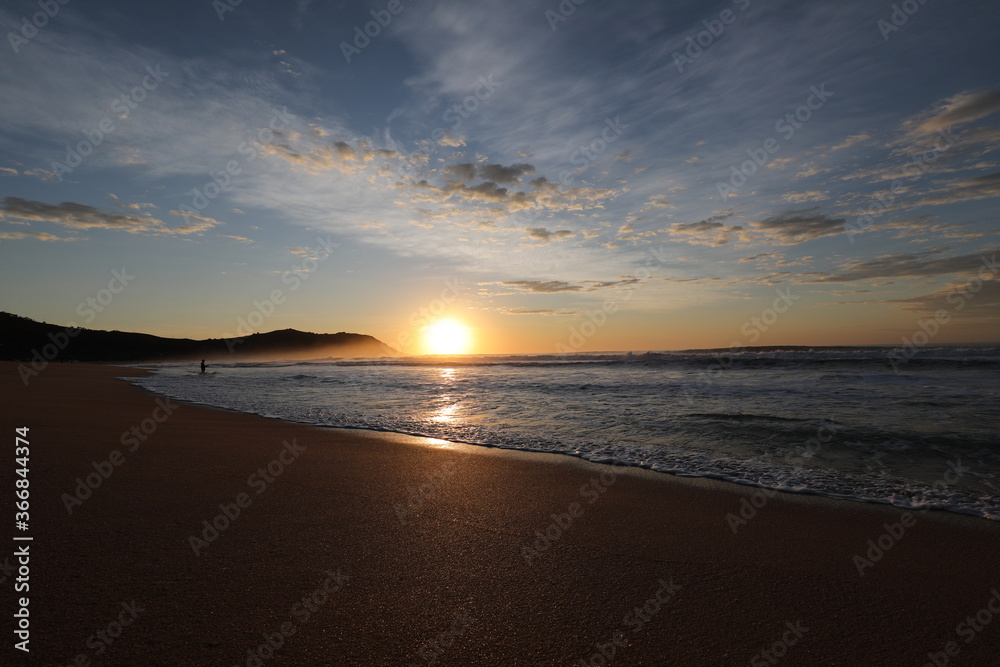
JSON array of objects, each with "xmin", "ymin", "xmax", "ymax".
[{"xmin": 129, "ymin": 346, "xmax": 1000, "ymax": 521}]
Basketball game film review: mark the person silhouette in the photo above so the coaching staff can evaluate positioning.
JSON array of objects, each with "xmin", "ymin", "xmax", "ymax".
[{"xmin": 200, "ymin": 359, "xmax": 207, "ymax": 373}]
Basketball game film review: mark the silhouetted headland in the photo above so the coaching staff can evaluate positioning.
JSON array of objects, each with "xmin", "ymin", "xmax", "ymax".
[{"xmin": 0, "ymin": 312, "xmax": 396, "ymax": 362}]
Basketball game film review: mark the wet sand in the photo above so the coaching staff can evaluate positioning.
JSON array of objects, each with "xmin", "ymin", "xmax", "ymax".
[{"xmin": 3, "ymin": 361, "xmax": 999, "ymax": 665}]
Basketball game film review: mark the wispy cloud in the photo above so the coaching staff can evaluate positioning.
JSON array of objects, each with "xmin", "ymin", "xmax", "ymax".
[
  {"xmin": 525, "ymin": 227, "xmax": 575, "ymax": 243},
  {"xmin": 751, "ymin": 209, "xmax": 846, "ymax": 245},
  {"xmin": 912, "ymin": 90, "xmax": 1000, "ymax": 135},
  {"xmin": 0, "ymin": 197, "xmax": 219, "ymax": 235},
  {"xmin": 829, "ymin": 133, "xmax": 871, "ymax": 152},
  {"xmin": 882, "ymin": 279, "xmax": 1000, "ymax": 318},
  {"xmin": 498, "ymin": 307, "xmax": 579, "ymax": 316},
  {"xmin": 810, "ymin": 248, "xmax": 999, "ymax": 283},
  {"xmin": 501, "ymin": 280, "xmax": 583, "ymax": 293}
]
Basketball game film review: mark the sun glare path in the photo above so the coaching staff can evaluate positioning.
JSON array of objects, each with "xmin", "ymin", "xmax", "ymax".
[{"xmin": 423, "ymin": 319, "xmax": 472, "ymax": 355}]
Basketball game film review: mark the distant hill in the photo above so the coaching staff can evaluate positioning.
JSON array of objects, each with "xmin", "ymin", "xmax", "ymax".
[{"xmin": 0, "ymin": 312, "xmax": 397, "ymax": 362}]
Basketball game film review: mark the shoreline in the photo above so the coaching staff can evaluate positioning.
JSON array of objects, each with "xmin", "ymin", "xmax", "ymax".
[
  {"xmin": 5, "ymin": 361, "xmax": 1000, "ymax": 664},
  {"xmin": 124, "ymin": 365, "xmax": 1000, "ymax": 530}
]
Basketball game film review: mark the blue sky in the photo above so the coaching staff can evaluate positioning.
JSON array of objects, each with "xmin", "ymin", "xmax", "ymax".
[{"xmin": 1, "ymin": 0, "xmax": 998, "ymax": 353}]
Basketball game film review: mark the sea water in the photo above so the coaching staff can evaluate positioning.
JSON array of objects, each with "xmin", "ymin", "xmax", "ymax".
[{"xmin": 129, "ymin": 346, "xmax": 1000, "ymax": 520}]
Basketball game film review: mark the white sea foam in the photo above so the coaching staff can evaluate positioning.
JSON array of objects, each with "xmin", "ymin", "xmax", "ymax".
[{"xmin": 129, "ymin": 347, "xmax": 1000, "ymax": 521}]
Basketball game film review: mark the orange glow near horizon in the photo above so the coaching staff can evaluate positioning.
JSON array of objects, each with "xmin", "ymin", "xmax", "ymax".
[{"xmin": 422, "ymin": 319, "xmax": 473, "ymax": 355}]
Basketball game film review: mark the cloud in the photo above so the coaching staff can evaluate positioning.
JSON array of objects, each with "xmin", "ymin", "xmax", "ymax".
[
  {"xmin": 584, "ymin": 277, "xmax": 641, "ymax": 289},
  {"xmin": 0, "ymin": 230, "xmax": 75, "ymax": 242},
  {"xmin": 907, "ymin": 171, "xmax": 1000, "ymax": 208},
  {"xmin": 844, "ymin": 167, "xmax": 1000, "ymax": 217},
  {"xmin": 167, "ymin": 210, "xmax": 224, "ymax": 234},
  {"xmin": 810, "ymin": 248, "xmax": 999, "ymax": 283},
  {"xmin": 438, "ymin": 134, "xmax": 466, "ymax": 147},
  {"xmin": 829, "ymin": 133, "xmax": 871, "ymax": 151},
  {"xmin": 883, "ymin": 90, "xmax": 1000, "ymax": 173},
  {"xmin": 261, "ymin": 137, "xmax": 397, "ymax": 175},
  {"xmin": 525, "ymin": 227, "xmax": 575, "ymax": 243},
  {"xmin": 767, "ymin": 157, "xmax": 796, "ymax": 169},
  {"xmin": 0, "ymin": 197, "xmax": 221, "ymax": 236},
  {"xmin": 854, "ymin": 215, "xmax": 989, "ymax": 243},
  {"xmin": 264, "ymin": 129, "xmax": 614, "ymax": 221},
  {"xmin": 501, "ymin": 280, "xmax": 583, "ymax": 293},
  {"xmin": 667, "ymin": 214, "xmax": 745, "ymax": 246},
  {"xmin": 410, "ymin": 173, "xmax": 616, "ymax": 214},
  {"xmin": 443, "ymin": 162, "xmax": 535, "ymax": 185},
  {"xmin": 443, "ymin": 163, "xmax": 478, "ymax": 182},
  {"xmin": 645, "ymin": 196, "xmax": 673, "ymax": 208},
  {"xmin": 659, "ymin": 276, "xmax": 722, "ymax": 285},
  {"xmin": 751, "ymin": 209, "xmax": 846, "ymax": 245},
  {"xmin": 913, "ymin": 90, "xmax": 1000, "ymax": 135},
  {"xmin": 794, "ymin": 165, "xmax": 829, "ymax": 180},
  {"xmin": 882, "ymin": 279, "xmax": 1000, "ymax": 318},
  {"xmin": 443, "ymin": 180, "xmax": 509, "ymax": 202},
  {"xmin": 2, "ymin": 0, "xmax": 991, "ymax": 303},
  {"xmin": 781, "ymin": 190, "xmax": 829, "ymax": 204},
  {"xmin": 18, "ymin": 168, "xmax": 57, "ymax": 182},
  {"xmin": 478, "ymin": 163, "xmax": 535, "ymax": 184},
  {"xmin": 497, "ymin": 277, "xmax": 641, "ymax": 293},
  {"xmin": 738, "ymin": 252, "xmax": 781, "ymax": 263},
  {"xmin": 1, "ymin": 197, "xmax": 156, "ymax": 232},
  {"xmin": 499, "ymin": 307, "xmax": 578, "ymax": 316}
]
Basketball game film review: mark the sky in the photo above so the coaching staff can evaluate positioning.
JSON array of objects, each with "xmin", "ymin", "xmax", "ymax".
[{"xmin": 1, "ymin": 0, "xmax": 998, "ymax": 355}]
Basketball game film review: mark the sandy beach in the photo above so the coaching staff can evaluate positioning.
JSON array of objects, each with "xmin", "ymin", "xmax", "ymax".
[{"xmin": 3, "ymin": 361, "xmax": 999, "ymax": 666}]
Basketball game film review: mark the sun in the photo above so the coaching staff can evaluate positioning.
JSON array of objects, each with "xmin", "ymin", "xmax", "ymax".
[{"xmin": 423, "ymin": 319, "xmax": 472, "ymax": 355}]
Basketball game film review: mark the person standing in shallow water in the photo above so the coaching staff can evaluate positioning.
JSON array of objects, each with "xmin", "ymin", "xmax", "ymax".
[{"xmin": 200, "ymin": 359, "xmax": 206, "ymax": 373}]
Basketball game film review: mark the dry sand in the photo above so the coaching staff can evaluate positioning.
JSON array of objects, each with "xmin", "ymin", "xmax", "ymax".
[{"xmin": 3, "ymin": 361, "xmax": 999, "ymax": 666}]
